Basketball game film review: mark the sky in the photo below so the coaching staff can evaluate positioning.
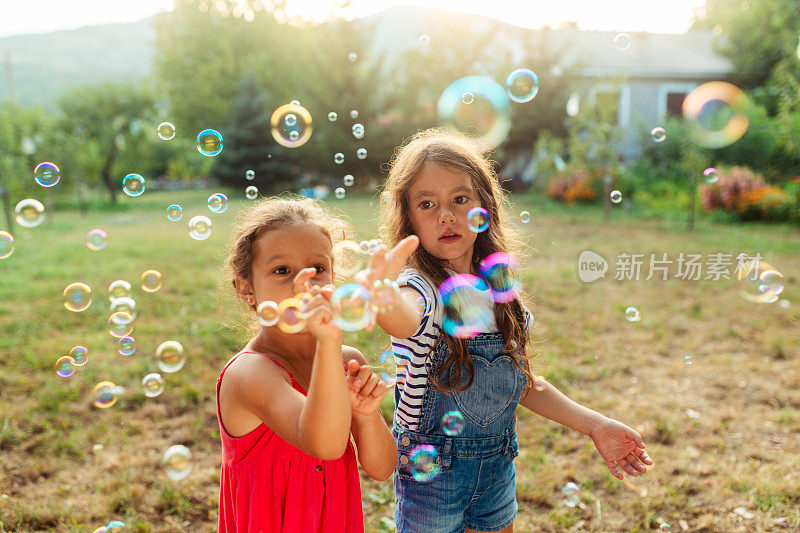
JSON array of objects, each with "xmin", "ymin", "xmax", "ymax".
[{"xmin": 0, "ymin": 0, "xmax": 708, "ymax": 38}]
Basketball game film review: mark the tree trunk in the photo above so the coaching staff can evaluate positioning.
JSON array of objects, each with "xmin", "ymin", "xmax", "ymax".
[{"xmin": 101, "ymin": 142, "xmax": 118, "ymax": 204}]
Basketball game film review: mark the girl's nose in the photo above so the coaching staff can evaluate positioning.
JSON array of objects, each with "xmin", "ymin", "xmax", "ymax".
[{"xmin": 438, "ymin": 209, "xmax": 455, "ymax": 225}]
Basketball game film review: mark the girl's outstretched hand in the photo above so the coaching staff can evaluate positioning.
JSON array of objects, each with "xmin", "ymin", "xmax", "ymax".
[
  {"xmin": 345, "ymin": 359, "xmax": 390, "ymax": 417},
  {"xmin": 295, "ymin": 268, "xmax": 341, "ymax": 341},
  {"xmin": 588, "ymin": 417, "xmax": 653, "ymax": 480}
]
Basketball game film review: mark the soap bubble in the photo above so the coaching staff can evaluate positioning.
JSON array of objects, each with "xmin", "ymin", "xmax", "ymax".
[
  {"xmin": 93, "ymin": 381, "xmax": 123, "ymax": 409},
  {"xmin": 69, "ymin": 345, "xmax": 89, "ymax": 366},
  {"xmin": 189, "ymin": 215, "xmax": 213, "ymax": 240},
  {"xmin": 533, "ymin": 376, "xmax": 547, "ymax": 391},
  {"xmin": 347, "ymin": 52, "xmax": 357, "ymax": 62},
  {"xmin": 257, "ymin": 301, "xmax": 280, "ymax": 326},
  {"xmin": 610, "ymin": 190, "xmax": 623, "ymax": 204},
  {"xmin": 141, "ymin": 269, "xmax": 162, "ymax": 292},
  {"xmin": 156, "ymin": 340, "xmax": 185, "ymax": 373},
  {"xmin": 105, "ymin": 521, "xmax": 125, "ymax": 533},
  {"xmin": 328, "ymin": 112, "xmax": 337, "ymax": 122},
  {"xmin": 86, "ymin": 229, "xmax": 108, "ymax": 251},
  {"xmin": 108, "ymin": 312, "xmax": 133, "ymax": 338},
  {"xmin": 562, "ymin": 481, "xmax": 580, "ymax": 507},
  {"xmin": 196, "ymin": 129, "xmax": 223, "ymax": 156},
  {"xmin": 409, "ymin": 444, "xmax": 440, "ymax": 482},
  {"xmin": 416, "ymin": 296, "xmax": 432, "ymax": 318},
  {"xmin": 520, "ymin": 211, "xmax": 531, "ymax": 223},
  {"xmin": 162, "ymin": 444, "xmax": 192, "ymax": 481},
  {"xmin": 335, "ymin": 187, "xmax": 346, "ymax": 199},
  {"xmin": 208, "ymin": 192, "xmax": 228, "ymax": 214},
  {"xmin": 352, "ymin": 123, "xmax": 365, "ymax": 139},
  {"xmin": 277, "ymin": 298, "xmax": 306, "ymax": 333},
  {"xmin": 157, "ymin": 122, "xmax": 176, "ymax": 140},
  {"xmin": 506, "ymin": 68, "xmax": 539, "ymax": 103},
  {"xmin": 343, "ymin": 175, "xmax": 355, "ymax": 187},
  {"xmin": 370, "ymin": 279, "xmax": 400, "ymax": 313},
  {"xmin": 332, "ymin": 240, "xmax": 364, "ymax": 277},
  {"xmin": 118, "ymin": 336, "xmax": 136, "ymax": 356},
  {"xmin": 438, "ymin": 76, "xmax": 511, "ymax": 149},
  {"xmin": 245, "ymin": 169, "xmax": 255, "ymax": 180},
  {"xmin": 0, "ymin": 231, "xmax": 14, "ymax": 259},
  {"xmin": 650, "ymin": 127, "xmax": 667, "ymax": 143},
  {"xmin": 356, "ymin": 148, "xmax": 367, "ymax": 160},
  {"xmin": 332, "ymin": 283, "xmax": 372, "ymax": 332},
  {"xmin": 703, "ymin": 167, "xmax": 719, "ymax": 184},
  {"xmin": 682, "ymin": 81, "xmax": 750, "ymax": 149},
  {"xmin": 142, "ymin": 373, "xmax": 165, "ymax": 397},
  {"xmin": 270, "ymin": 103, "xmax": 313, "ymax": 148},
  {"xmin": 684, "ymin": 355, "xmax": 693, "ymax": 365},
  {"xmin": 166, "ymin": 204, "xmax": 183, "ymax": 221},
  {"xmin": 442, "ymin": 411, "xmax": 464, "ymax": 436},
  {"xmin": 56, "ymin": 356, "xmax": 76, "ymax": 378},
  {"xmin": 625, "ymin": 306, "xmax": 641, "ymax": 322},
  {"xmin": 479, "ymin": 252, "xmax": 521, "ymax": 303},
  {"xmin": 737, "ymin": 258, "xmax": 784, "ymax": 303},
  {"xmin": 350, "ymin": 110, "xmax": 359, "ymax": 119},
  {"xmin": 14, "ymin": 199, "xmax": 45, "ymax": 228},
  {"xmin": 34, "ymin": 162, "xmax": 60, "ymax": 187},
  {"xmin": 334, "ymin": 152, "xmax": 344, "ymax": 164},
  {"xmin": 439, "ymin": 274, "xmax": 493, "ymax": 338},
  {"xmin": 467, "ymin": 207, "xmax": 489, "ymax": 232},
  {"xmin": 418, "ymin": 34, "xmax": 430, "ymax": 46},
  {"xmin": 122, "ymin": 173, "xmax": 145, "ymax": 197},
  {"xmin": 109, "ymin": 297, "xmax": 136, "ymax": 322},
  {"xmin": 108, "ymin": 280, "xmax": 132, "ymax": 301},
  {"xmin": 377, "ymin": 349, "xmax": 398, "ymax": 386},
  {"xmin": 613, "ymin": 33, "xmax": 631, "ymax": 50},
  {"xmin": 64, "ymin": 282, "xmax": 92, "ymax": 312},
  {"xmin": 245, "ymin": 186, "xmax": 258, "ymax": 199}
]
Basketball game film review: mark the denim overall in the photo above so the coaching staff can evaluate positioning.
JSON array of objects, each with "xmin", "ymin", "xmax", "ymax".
[{"xmin": 393, "ymin": 333, "xmax": 528, "ymax": 533}]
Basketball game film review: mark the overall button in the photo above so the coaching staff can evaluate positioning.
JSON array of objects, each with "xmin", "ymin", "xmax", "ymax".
[
  {"xmin": 315, "ymin": 465, "xmax": 323, "ymax": 471},
  {"xmin": 401, "ymin": 436, "xmax": 410, "ymax": 446},
  {"xmin": 399, "ymin": 455, "xmax": 409, "ymax": 465}
]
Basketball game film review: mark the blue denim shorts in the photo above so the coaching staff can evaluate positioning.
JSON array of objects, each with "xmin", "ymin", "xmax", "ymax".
[{"xmin": 394, "ymin": 431, "xmax": 518, "ymax": 533}]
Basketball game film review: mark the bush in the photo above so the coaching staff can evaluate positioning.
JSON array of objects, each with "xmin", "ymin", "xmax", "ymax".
[
  {"xmin": 699, "ymin": 166, "xmax": 797, "ymax": 223},
  {"xmin": 546, "ymin": 167, "xmax": 598, "ymax": 204}
]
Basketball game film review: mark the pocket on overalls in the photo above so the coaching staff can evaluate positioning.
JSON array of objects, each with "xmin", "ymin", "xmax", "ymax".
[{"xmin": 453, "ymin": 355, "xmax": 522, "ymax": 427}]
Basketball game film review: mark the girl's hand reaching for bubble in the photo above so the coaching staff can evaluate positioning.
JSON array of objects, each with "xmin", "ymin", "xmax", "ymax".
[
  {"xmin": 345, "ymin": 359, "xmax": 389, "ymax": 418},
  {"xmin": 588, "ymin": 417, "xmax": 653, "ymax": 480},
  {"xmin": 293, "ymin": 268, "xmax": 340, "ymax": 341}
]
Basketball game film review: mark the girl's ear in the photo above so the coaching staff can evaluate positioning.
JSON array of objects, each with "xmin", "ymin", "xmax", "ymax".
[{"xmin": 233, "ymin": 276, "xmax": 254, "ymax": 304}]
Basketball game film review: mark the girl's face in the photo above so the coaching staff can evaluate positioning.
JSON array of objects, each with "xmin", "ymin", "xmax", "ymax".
[
  {"xmin": 239, "ymin": 224, "xmax": 333, "ymax": 309},
  {"xmin": 407, "ymin": 162, "xmax": 482, "ymax": 274}
]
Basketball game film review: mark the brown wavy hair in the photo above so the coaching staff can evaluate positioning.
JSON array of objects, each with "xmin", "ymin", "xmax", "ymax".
[{"xmin": 380, "ymin": 129, "xmax": 535, "ymax": 395}]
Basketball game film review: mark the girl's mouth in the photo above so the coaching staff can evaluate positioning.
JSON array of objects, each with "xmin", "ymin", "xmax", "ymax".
[{"xmin": 438, "ymin": 232, "xmax": 461, "ymax": 244}]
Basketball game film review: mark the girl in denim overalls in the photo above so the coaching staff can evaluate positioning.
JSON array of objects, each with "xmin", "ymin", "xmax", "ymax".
[{"xmin": 360, "ymin": 129, "xmax": 653, "ymax": 533}]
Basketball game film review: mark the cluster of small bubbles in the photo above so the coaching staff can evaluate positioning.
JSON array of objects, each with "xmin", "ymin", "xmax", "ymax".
[
  {"xmin": 370, "ymin": 279, "xmax": 400, "ymax": 313},
  {"xmin": 109, "ymin": 297, "xmax": 136, "ymax": 322},
  {"xmin": 356, "ymin": 148, "xmax": 367, "ymax": 160},
  {"xmin": 277, "ymin": 298, "xmax": 306, "ymax": 333},
  {"xmin": 334, "ymin": 152, "xmax": 345, "ymax": 164},
  {"xmin": 467, "ymin": 207, "xmax": 489, "ymax": 233},
  {"xmin": 684, "ymin": 355, "xmax": 693, "ymax": 365},
  {"xmin": 245, "ymin": 185, "xmax": 258, "ymax": 199},
  {"xmin": 118, "ymin": 336, "xmax": 136, "ymax": 356},
  {"xmin": 64, "ymin": 282, "xmax": 92, "ymax": 312},
  {"xmin": 156, "ymin": 340, "xmax": 185, "ymax": 373},
  {"xmin": 613, "ymin": 33, "xmax": 632, "ymax": 51},
  {"xmin": 480, "ymin": 252, "xmax": 521, "ymax": 303},
  {"xmin": 166, "ymin": 204, "xmax": 183, "ymax": 221},
  {"xmin": 533, "ymin": 376, "xmax": 547, "ymax": 391},
  {"xmin": 442, "ymin": 411, "xmax": 464, "ymax": 436},
  {"xmin": 142, "ymin": 373, "xmax": 165, "ymax": 397},
  {"xmin": 343, "ymin": 174, "xmax": 355, "ymax": 187},
  {"xmin": 610, "ymin": 190, "xmax": 623, "ymax": 204},
  {"xmin": 108, "ymin": 280, "xmax": 131, "ymax": 301},
  {"xmin": 562, "ymin": 481, "xmax": 580, "ymax": 507},
  {"xmin": 141, "ymin": 269, "xmax": 162, "ymax": 292},
  {"xmin": 347, "ymin": 52, "xmax": 357, "ymax": 62},
  {"xmin": 520, "ymin": 210, "xmax": 531, "ymax": 223},
  {"xmin": 245, "ymin": 169, "xmax": 255, "ymax": 180},
  {"xmin": 108, "ymin": 312, "xmax": 133, "ymax": 338},
  {"xmin": 208, "ymin": 192, "xmax": 228, "ymax": 214},
  {"xmin": 157, "ymin": 122, "xmax": 176, "ymax": 140},
  {"xmin": 506, "ymin": 68, "xmax": 539, "ymax": 103},
  {"xmin": 328, "ymin": 111, "xmax": 338, "ymax": 122},
  {"xmin": 418, "ymin": 34, "xmax": 430, "ymax": 46},
  {"xmin": 70, "ymin": 345, "xmax": 89, "ymax": 366},
  {"xmin": 34, "ymin": 162, "xmax": 60, "ymax": 187},
  {"xmin": 189, "ymin": 215, "xmax": 213, "ymax": 240},
  {"xmin": 439, "ymin": 274, "xmax": 493, "ymax": 338},
  {"xmin": 86, "ymin": 229, "xmax": 108, "ymax": 251},
  {"xmin": 625, "ymin": 306, "xmax": 641, "ymax": 322},
  {"xmin": 352, "ymin": 123, "xmax": 365, "ymax": 139},
  {"xmin": 332, "ymin": 283, "xmax": 372, "ymax": 332},
  {"xmin": 650, "ymin": 127, "xmax": 667, "ymax": 143},
  {"xmin": 0, "ymin": 231, "xmax": 14, "ymax": 259},
  {"xmin": 14, "ymin": 199, "xmax": 45, "ymax": 228},
  {"xmin": 163, "ymin": 444, "xmax": 192, "ymax": 481},
  {"xmin": 196, "ymin": 129, "xmax": 223, "ymax": 156},
  {"xmin": 409, "ymin": 444, "xmax": 440, "ymax": 482},
  {"xmin": 703, "ymin": 167, "xmax": 719, "ymax": 183},
  {"xmin": 271, "ymin": 104, "xmax": 313, "ymax": 148},
  {"xmin": 332, "ymin": 240, "xmax": 364, "ymax": 276},
  {"xmin": 56, "ymin": 355, "xmax": 76, "ymax": 378},
  {"xmin": 683, "ymin": 81, "xmax": 750, "ymax": 149},
  {"xmin": 350, "ymin": 109, "xmax": 359, "ymax": 119},
  {"xmin": 461, "ymin": 91, "xmax": 474, "ymax": 105},
  {"xmin": 93, "ymin": 381, "xmax": 123, "ymax": 409},
  {"xmin": 257, "ymin": 301, "xmax": 280, "ymax": 326}
]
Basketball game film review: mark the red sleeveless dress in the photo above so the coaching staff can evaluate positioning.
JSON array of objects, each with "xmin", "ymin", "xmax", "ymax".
[{"xmin": 216, "ymin": 351, "xmax": 364, "ymax": 532}]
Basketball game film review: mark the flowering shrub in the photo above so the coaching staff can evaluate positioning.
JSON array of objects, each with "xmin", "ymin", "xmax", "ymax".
[
  {"xmin": 547, "ymin": 168, "xmax": 597, "ymax": 204},
  {"xmin": 700, "ymin": 166, "xmax": 796, "ymax": 222}
]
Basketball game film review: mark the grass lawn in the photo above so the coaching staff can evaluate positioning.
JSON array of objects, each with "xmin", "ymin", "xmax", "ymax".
[{"xmin": 0, "ymin": 187, "xmax": 798, "ymax": 532}]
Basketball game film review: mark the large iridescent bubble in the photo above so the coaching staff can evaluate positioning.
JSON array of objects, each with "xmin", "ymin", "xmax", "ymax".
[
  {"xmin": 479, "ymin": 252, "xmax": 521, "ymax": 303},
  {"xmin": 437, "ymin": 76, "xmax": 511, "ymax": 149},
  {"xmin": 439, "ymin": 274, "xmax": 494, "ymax": 338},
  {"xmin": 682, "ymin": 81, "xmax": 750, "ymax": 149},
  {"xmin": 332, "ymin": 283, "xmax": 372, "ymax": 332},
  {"xmin": 270, "ymin": 103, "xmax": 313, "ymax": 148}
]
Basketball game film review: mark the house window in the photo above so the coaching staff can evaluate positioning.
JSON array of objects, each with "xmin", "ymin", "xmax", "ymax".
[
  {"xmin": 594, "ymin": 90, "xmax": 620, "ymax": 125},
  {"xmin": 666, "ymin": 92, "xmax": 687, "ymax": 116}
]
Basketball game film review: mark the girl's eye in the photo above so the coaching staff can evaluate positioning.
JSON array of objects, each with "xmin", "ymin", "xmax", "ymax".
[
  {"xmin": 454, "ymin": 195, "xmax": 469, "ymax": 205},
  {"xmin": 418, "ymin": 200, "xmax": 433, "ymax": 210},
  {"xmin": 313, "ymin": 264, "xmax": 326, "ymax": 274},
  {"xmin": 273, "ymin": 266, "xmax": 289, "ymax": 275}
]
